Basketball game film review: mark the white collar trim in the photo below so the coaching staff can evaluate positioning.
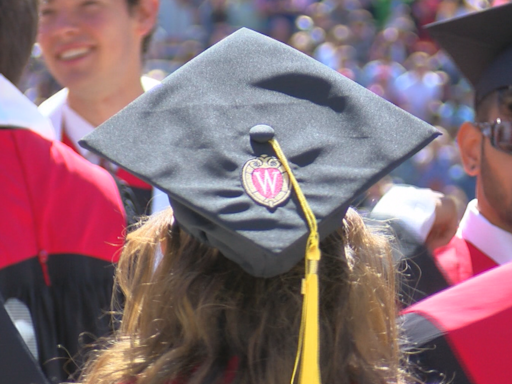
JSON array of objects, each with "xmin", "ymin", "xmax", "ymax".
[
  {"xmin": 0, "ymin": 74, "xmax": 55, "ymax": 140},
  {"xmin": 457, "ymin": 199, "xmax": 512, "ymax": 265}
]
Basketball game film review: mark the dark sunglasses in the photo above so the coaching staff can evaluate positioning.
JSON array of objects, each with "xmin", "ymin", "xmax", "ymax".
[{"xmin": 474, "ymin": 119, "xmax": 512, "ymax": 155}]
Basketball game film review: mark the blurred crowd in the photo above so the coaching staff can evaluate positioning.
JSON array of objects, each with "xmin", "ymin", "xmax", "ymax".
[{"xmin": 21, "ymin": 0, "xmax": 488, "ymax": 213}]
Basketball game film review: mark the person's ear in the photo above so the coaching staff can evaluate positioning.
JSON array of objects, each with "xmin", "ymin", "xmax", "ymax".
[
  {"xmin": 457, "ymin": 121, "xmax": 482, "ymax": 177},
  {"xmin": 134, "ymin": 0, "xmax": 159, "ymax": 38}
]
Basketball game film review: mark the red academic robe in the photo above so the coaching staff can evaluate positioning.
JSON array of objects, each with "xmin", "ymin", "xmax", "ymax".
[
  {"xmin": 433, "ymin": 236, "xmax": 498, "ymax": 285},
  {"xmin": 0, "ymin": 129, "xmax": 126, "ymax": 383},
  {"xmin": 402, "ymin": 262, "xmax": 512, "ymax": 384}
]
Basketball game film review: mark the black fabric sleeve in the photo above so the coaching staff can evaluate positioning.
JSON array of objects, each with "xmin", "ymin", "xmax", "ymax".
[{"xmin": 402, "ymin": 313, "xmax": 473, "ymax": 384}]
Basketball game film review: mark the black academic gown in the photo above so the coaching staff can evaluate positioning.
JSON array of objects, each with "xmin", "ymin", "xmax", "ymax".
[
  {"xmin": 0, "ymin": 128, "xmax": 126, "ymax": 383},
  {"xmin": 401, "ymin": 262, "xmax": 512, "ymax": 384}
]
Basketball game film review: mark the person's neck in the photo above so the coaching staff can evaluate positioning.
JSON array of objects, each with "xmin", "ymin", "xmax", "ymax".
[
  {"xmin": 476, "ymin": 198, "xmax": 512, "ymax": 234},
  {"xmin": 67, "ymin": 80, "xmax": 145, "ymax": 127}
]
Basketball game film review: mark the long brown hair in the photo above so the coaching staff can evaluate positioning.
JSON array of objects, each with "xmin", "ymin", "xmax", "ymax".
[{"xmin": 80, "ymin": 207, "xmax": 406, "ymax": 384}]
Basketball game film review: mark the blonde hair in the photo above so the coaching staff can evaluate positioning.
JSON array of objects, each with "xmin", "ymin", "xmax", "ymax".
[{"xmin": 80, "ymin": 207, "xmax": 407, "ymax": 384}]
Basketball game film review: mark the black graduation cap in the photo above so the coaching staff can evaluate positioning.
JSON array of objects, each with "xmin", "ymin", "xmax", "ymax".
[
  {"xmin": 80, "ymin": 28, "xmax": 439, "ymax": 279},
  {"xmin": 426, "ymin": 3, "xmax": 512, "ymax": 102}
]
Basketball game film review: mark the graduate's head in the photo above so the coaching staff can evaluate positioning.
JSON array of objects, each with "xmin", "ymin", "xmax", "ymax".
[
  {"xmin": 0, "ymin": 0, "xmax": 38, "ymax": 85},
  {"xmin": 78, "ymin": 28, "xmax": 438, "ymax": 384},
  {"xmin": 37, "ymin": 0, "xmax": 159, "ymax": 93},
  {"xmin": 427, "ymin": 3, "xmax": 512, "ymax": 232}
]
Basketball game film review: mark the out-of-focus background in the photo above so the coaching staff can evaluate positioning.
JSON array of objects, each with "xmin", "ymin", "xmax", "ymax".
[{"xmin": 23, "ymin": 0, "xmax": 495, "ymax": 216}]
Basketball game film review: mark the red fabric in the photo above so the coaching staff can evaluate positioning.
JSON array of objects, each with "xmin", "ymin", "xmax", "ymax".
[
  {"xmin": 0, "ymin": 129, "xmax": 126, "ymax": 270},
  {"xmin": 433, "ymin": 236, "xmax": 498, "ymax": 285},
  {"xmin": 222, "ymin": 356, "xmax": 238, "ymax": 384},
  {"xmin": 116, "ymin": 168, "xmax": 152, "ymax": 190},
  {"xmin": 404, "ymin": 262, "xmax": 512, "ymax": 384},
  {"xmin": 61, "ymin": 129, "xmax": 80, "ymax": 154}
]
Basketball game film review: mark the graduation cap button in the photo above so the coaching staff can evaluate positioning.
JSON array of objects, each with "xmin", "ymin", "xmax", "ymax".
[{"xmin": 250, "ymin": 124, "xmax": 275, "ymax": 143}]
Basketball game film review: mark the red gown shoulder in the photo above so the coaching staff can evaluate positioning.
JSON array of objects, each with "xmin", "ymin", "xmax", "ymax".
[
  {"xmin": 0, "ymin": 128, "xmax": 125, "ymax": 267},
  {"xmin": 403, "ymin": 262, "xmax": 512, "ymax": 383}
]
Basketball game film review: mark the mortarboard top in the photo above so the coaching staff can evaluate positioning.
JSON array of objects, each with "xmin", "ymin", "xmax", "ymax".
[
  {"xmin": 80, "ymin": 28, "xmax": 439, "ymax": 279},
  {"xmin": 426, "ymin": 3, "xmax": 512, "ymax": 102}
]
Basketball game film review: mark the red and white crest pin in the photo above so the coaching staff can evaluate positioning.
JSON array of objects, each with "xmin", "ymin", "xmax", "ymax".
[{"xmin": 242, "ymin": 155, "xmax": 291, "ymax": 208}]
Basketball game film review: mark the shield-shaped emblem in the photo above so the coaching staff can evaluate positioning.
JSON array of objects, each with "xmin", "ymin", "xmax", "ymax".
[{"xmin": 242, "ymin": 155, "xmax": 291, "ymax": 208}]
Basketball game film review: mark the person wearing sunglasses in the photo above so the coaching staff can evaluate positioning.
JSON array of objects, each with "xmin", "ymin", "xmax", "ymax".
[
  {"xmin": 400, "ymin": 4, "xmax": 512, "ymax": 383},
  {"xmin": 374, "ymin": 4, "xmax": 512, "ymax": 294},
  {"xmin": 423, "ymin": 3, "xmax": 512, "ymax": 287}
]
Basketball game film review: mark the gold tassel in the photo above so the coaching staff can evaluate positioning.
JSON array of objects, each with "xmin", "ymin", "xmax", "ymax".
[
  {"xmin": 269, "ymin": 139, "xmax": 322, "ymax": 384},
  {"xmin": 300, "ymin": 259, "xmax": 321, "ymax": 384}
]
